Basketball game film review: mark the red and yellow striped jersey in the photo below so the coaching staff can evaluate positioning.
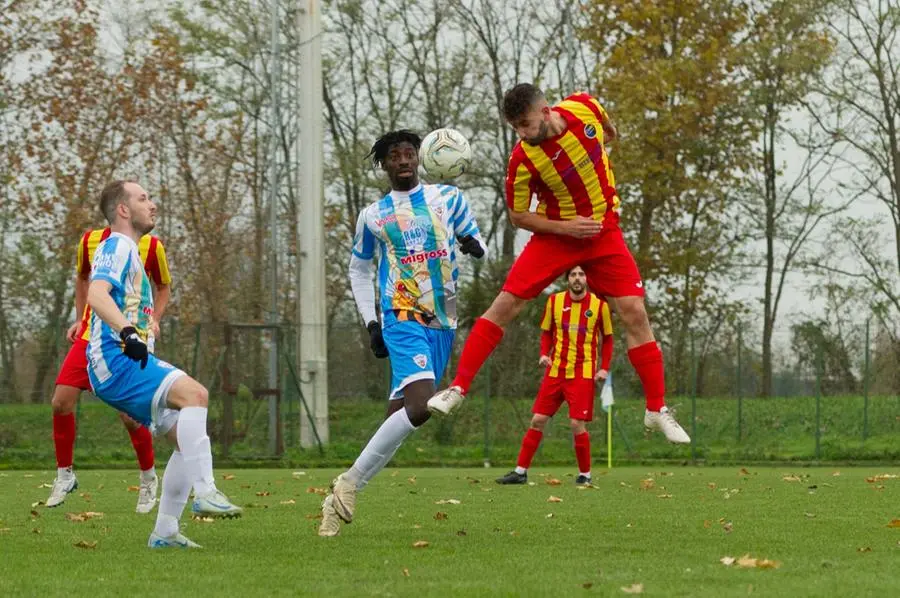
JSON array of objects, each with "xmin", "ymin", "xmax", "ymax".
[
  {"xmin": 75, "ymin": 227, "xmax": 171, "ymax": 340},
  {"xmin": 505, "ymin": 92, "xmax": 620, "ymax": 224},
  {"xmin": 540, "ymin": 290, "xmax": 613, "ymax": 379}
]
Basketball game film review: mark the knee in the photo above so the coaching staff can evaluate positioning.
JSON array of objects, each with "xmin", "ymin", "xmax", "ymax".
[
  {"xmin": 181, "ymin": 383, "xmax": 208, "ymax": 408},
  {"xmin": 51, "ymin": 388, "xmax": 77, "ymax": 414},
  {"xmin": 404, "ymin": 402, "xmax": 430, "ymax": 427},
  {"xmin": 530, "ymin": 414, "xmax": 550, "ymax": 431},
  {"xmin": 618, "ymin": 298, "xmax": 649, "ymax": 329},
  {"xmin": 119, "ymin": 412, "xmax": 141, "ymax": 431},
  {"xmin": 570, "ymin": 419, "xmax": 587, "ymax": 435}
]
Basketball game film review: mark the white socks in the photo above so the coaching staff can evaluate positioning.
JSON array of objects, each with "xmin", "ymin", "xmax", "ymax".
[
  {"xmin": 514, "ymin": 466, "xmax": 527, "ymax": 475},
  {"xmin": 57, "ymin": 467, "xmax": 73, "ymax": 480},
  {"xmin": 176, "ymin": 407, "xmax": 216, "ymax": 497},
  {"xmin": 154, "ymin": 451, "xmax": 189, "ymax": 538},
  {"xmin": 140, "ymin": 468, "xmax": 157, "ymax": 483},
  {"xmin": 347, "ymin": 408, "xmax": 417, "ymax": 488}
]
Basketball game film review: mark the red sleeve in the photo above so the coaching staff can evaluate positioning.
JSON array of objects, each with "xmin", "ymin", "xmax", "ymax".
[
  {"xmin": 505, "ymin": 145, "xmax": 535, "ymax": 213},
  {"xmin": 540, "ymin": 330, "xmax": 552, "ymax": 357},
  {"xmin": 600, "ymin": 333, "xmax": 613, "ymax": 371}
]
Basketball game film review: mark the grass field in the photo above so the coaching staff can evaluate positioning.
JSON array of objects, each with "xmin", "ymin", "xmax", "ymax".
[{"xmin": 1, "ymin": 467, "xmax": 898, "ymax": 596}]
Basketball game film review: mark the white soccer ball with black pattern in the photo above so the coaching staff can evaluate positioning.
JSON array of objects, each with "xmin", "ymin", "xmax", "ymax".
[{"xmin": 419, "ymin": 128, "xmax": 472, "ymax": 181}]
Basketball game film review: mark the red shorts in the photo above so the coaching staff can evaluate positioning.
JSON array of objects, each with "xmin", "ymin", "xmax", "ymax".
[
  {"xmin": 533, "ymin": 374, "xmax": 597, "ymax": 422},
  {"xmin": 55, "ymin": 338, "xmax": 91, "ymax": 391},
  {"xmin": 502, "ymin": 226, "xmax": 644, "ymax": 300}
]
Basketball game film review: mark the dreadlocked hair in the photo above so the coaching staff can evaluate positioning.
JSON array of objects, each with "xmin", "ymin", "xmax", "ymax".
[{"xmin": 365, "ymin": 130, "xmax": 422, "ymax": 168}]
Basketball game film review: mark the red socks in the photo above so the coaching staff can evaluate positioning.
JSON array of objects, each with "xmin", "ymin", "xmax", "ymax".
[
  {"xmin": 516, "ymin": 428, "xmax": 543, "ymax": 469},
  {"xmin": 451, "ymin": 317, "xmax": 504, "ymax": 394},
  {"xmin": 628, "ymin": 341, "xmax": 666, "ymax": 412},
  {"xmin": 574, "ymin": 432, "xmax": 591, "ymax": 474},
  {"xmin": 127, "ymin": 425, "xmax": 155, "ymax": 471},
  {"xmin": 52, "ymin": 413, "xmax": 76, "ymax": 468}
]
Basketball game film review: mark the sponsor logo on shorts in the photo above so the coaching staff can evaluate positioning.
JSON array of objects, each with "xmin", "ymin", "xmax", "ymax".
[
  {"xmin": 635, "ymin": 281, "xmax": 643, "ymax": 288},
  {"xmin": 413, "ymin": 354, "xmax": 428, "ymax": 369},
  {"xmin": 400, "ymin": 248, "xmax": 448, "ymax": 265}
]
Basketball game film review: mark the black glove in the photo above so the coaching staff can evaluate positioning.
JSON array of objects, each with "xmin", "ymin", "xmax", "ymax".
[
  {"xmin": 367, "ymin": 321, "xmax": 389, "ymax": 359},
  {"xmin": 458, "ymin": 234, "xmax": 484, "ymax": 258},
  {"xmin": 120, "ymin": 326, "xmax": 148, "ymax": 369}
]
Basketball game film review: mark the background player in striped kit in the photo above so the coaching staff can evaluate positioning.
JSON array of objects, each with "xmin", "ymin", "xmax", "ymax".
[
  {"xmin": 428, "ymin": 84, "xmax": 690, "ymax": 445},
  {"xmin": 496, "ymin": 266, "xmax": 613, "ymax": 486},
  {"xmin": 47, "ymin": 226, "xmax": 171, "ymax": 512},
  {"xmin": 319, "ymin": 130, "xmax": 485, "ymax": 537}
]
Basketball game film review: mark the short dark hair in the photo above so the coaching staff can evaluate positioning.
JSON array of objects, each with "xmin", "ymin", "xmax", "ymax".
[
  {"xmin": 365, "ymin": 130, "xmax": 422, "ymax": 168},
  {"xmin": 566, "ymin": 266, "xmax": 586, "ymax": 278},
  {"xmin": 503, "ymin": 83, "xmax": 544, "ymax": 122},
  {"xmin": 99, "ymin": 180, "xmax": 131, "ymax": 224}
]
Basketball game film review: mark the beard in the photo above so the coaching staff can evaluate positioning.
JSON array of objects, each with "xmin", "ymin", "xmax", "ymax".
[
  {"xmin": 525, "ymin": 121, "xmax": 550, "ymax": 145},
  {"xmin": 133, "ymin": 215, "xmax": 155, "ymax": 236}
]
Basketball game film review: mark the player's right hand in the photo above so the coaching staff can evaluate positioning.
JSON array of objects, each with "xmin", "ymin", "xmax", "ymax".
[
  {"xmin": 367, "ymin": 321, "xmax": 389, "ymax": 359},
  {"xmin": 65, "ymin": 322, "xmax": 79, "ymax": 343},
  {"xmin": 120, "ymin": 326, "xmax": 149, "ymax": 369},
  {"xmin": 562, "ymin": 216, "xmax": 602, "ymax": 239},
  {"xmin": 539, "ymin": 355, "xmax": 552, "ymax": 368}
]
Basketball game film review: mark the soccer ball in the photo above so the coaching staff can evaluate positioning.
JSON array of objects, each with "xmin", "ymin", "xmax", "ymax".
[{"xmin": 419, "ymin": 128, "xmax": 472, "ymax": 181}]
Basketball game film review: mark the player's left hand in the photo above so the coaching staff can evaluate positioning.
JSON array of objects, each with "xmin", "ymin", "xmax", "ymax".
[
  {"xmin": 151, "ymin": 320, "xmax": 160, "ymax": 339},
  {"xmin": 595, "ymin": 369, "xmax": 609, "ymax": 382},
  {"xmin": 65, "ymin": 322, "xmax": 79, "ymax": 343},
  {"xmin": 120, "ymin": 326, "xmax": 149, "ymax": 369},
  {"xmin": 457, "ymin": 235, "xmax": 484, "ymax": 258},
  {"xmin": 367, "ymin": 321, "xmax": 389, "ymax": 359}
]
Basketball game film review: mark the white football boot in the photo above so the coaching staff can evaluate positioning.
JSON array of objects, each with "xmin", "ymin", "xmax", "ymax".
[
  {"xmin": 330, "ymin": 474, "xmax": 357, "ymax": 523},
  {"xmin": 46, "ymin": 469, "xmax": 78, "ymax": 508},
  {"xmin": 318, "ymin": 494, "xmax": 341, "ymax": 537},
  {"xmin": 148, "ymin": 532, "xmax": 202, "ymax": 548},
  {"xmin": 136, "ymin": 473, "xmax": 159, "ymax": 514},
  {"xmin": 644, "ymin": 407, "xmax": 691, "ymax": 444},
  {"xmin": 191, "ymin": 489, "xmax": 243, "ymax": 518},
  {"xmin": 426, "ymin": 386, "xmax": 465, "ymax": 416}
]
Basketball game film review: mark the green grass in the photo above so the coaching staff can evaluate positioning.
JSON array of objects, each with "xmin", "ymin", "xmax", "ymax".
[
  {"xmin": 2, "ymin": 394, "xmax": 900, "ymax": 470},
  {"xmin": 1, "ymin": 467, "xmax": 899, "ymax": 596}
]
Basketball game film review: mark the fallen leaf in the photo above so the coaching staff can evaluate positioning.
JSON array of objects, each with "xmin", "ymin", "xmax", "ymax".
[
  {"xmin": 73, "ymin": 540, "xmax": 97, "ymax": 549},
  {"xmin": 407, "ymin": 476, "xmax": 417, "ymax": 484},
  {"xmin": 402, "ymin": 568, "xmax": 410, "ymax": 577},
  {"xmin": 127, "ymin": 485, "xmax": 139, "ymax": 492},
  {"xmin": 740, "ymin": 468, "xmax": 750, "ymax": 475},
  {"xmin": 757, "ymin": 559, "xmax": 781, "ymax": 569},
  {"xmin": 509, "ymin": 530, "xmax": 520, "ymax": 536},
  {"xmin": 621, "ymin": 583, "xmax": 644, "ymax": 594},
  {"xmin": 292, "ymin": 471, "xmax": 307, "ymax": 478},
  {"xmin": 65, "ymin": 513, "xmax": 86, "ymax": 522},
  {"xmin": 660, "ymin": 471, "xmax": 673, "ymax": 477},
  {"xmin": 657, "ymin": 494, "xmax": 673, "ymax": 499},
  {"xmin": 782, "ymin": 475, "xmax": 801, "ymax": 482},
  {"xmin": 0, "ymin": 528, "xmax": 11, "ymax": 533},
  {"xmin": 720, "ymin": 556, "xmax": 736, "ymax": 566},
  {"xmin": 434, "ymin": 512, "xmax": 448, "ymax": 521},
  {"xmin": 191, "ymin": 516, "xmax": 215, "ymax": 523},
  {"xmin": 416, "ymin": 447, "xmax": 425, "ymax": 452},
  {"xmin": 736, "ymin": 554, "xmax": 758, "ymax": 568},
  {"xmin": 548, "ymin": 496, "xmax": 563, "ymax": 503},
  {"xmin": 640, "ymin": 479, "xmax": 655, "ymax": 490},
  {"xmin": 434, "ymin": 499, "xmax": 461, "ymax": 505},
  {"xmin": 857, "ymin": 547, "xmax": 872, "ymax": 553},
  {"xmin": 626, "ymin": 523, "xmax": 633, "ymax": 528},
  {"xmin": 80, "ymin": 493, "xmax": 91, "ymax": 501},
  {"xmin": 887, "ymin": 519, "xmax": 900, "ymax": 528},
  {"xmin": 256, "ymin": 491, "xmax": 271, "ymax": 497},
  {"xmin": 30, "ymin": 510, "xmax": 40, "ymax": 519},
  {"xmin": 412, "ymin": 540, "xmax": 429, "ymax": 548},
  {"xmin": 583, "ymin": 582, "xmax": 593, "ymax": 589},
  {"xmin": 82, "ymin": 512, "xmax": 104, "ymax": 520},
  {"xmin": 306, "ymin": 487, "xmax": 328, "ymax": 495},
  {"xmin": 722, "ymin": 521, "xmax": 733, "ymax": 533},
  {"xmin": 703, "ymin": 520, "xmax": 711, "ymax": 528},
  {"xmin": 31, "ymin": 501, "xmax": 44, "ymax": 508},
  {"xmin": 38, "ymin": 483, "xmax": 52, "ymax": 489},
  {"xmin": 804, "ymin": 512, "xmax": 816, "ymax": 518},
  {"xmin": 546, "ymin": 478, "xmax": 562, "ymax": 486},
  {"xmin": 32, "ymin": 528, "xmax": 41, "ymax": 534},
  {"xmin": 280, "ymin": 499, "xmax": 296, "ymax": 505},
  {"xmin": 832, "ymin": 471, "xmax": 841, "ymax": 477},
  {"xmin": 457, "ymin": 529, "xmax": 467, "ymax": 536},
  {"xmin": 223, "ymin": 474, "xmax": 235, "ymax": 481},
  {"xmin": 708, "ymin": 482, "xmax": 717, "ymax": 490},
  {"xmin": 546, "ymin": 513, "xmax": 555, "ymax": 518},
  {"xmin": 241, "ymin": 484, "xmax": 251, "ymax": 489}
]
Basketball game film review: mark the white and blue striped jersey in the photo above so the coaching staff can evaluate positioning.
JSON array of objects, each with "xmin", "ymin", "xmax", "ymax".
[
  {"xmin": 349, "ymin": 183, "xmax": 484, "ymax": 330},
  {"xmin": 86, "ymin": 233, "xmax": 156, "ymax": 384}
]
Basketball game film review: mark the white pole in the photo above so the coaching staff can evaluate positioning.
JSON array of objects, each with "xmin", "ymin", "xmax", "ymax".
[
  {"xmin": 266, "ymin": 0, "xmax": 282, "ymax": 455},
  {"xmin": 297, "ymin": 0, "xmax": 329, "ymax": 446}
]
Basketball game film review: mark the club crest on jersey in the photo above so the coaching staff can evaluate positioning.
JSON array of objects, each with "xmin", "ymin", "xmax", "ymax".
[
  {"xmin": 584, "ymin": 124, "xmax": 597, "ymax": 139},
  {"xmin": 413, "ymin": 354, "xmax": 428, "ymax": 369},
  {"xmin": 584, "ymin": 309, "xmax": 593, "ymax": 318}
]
